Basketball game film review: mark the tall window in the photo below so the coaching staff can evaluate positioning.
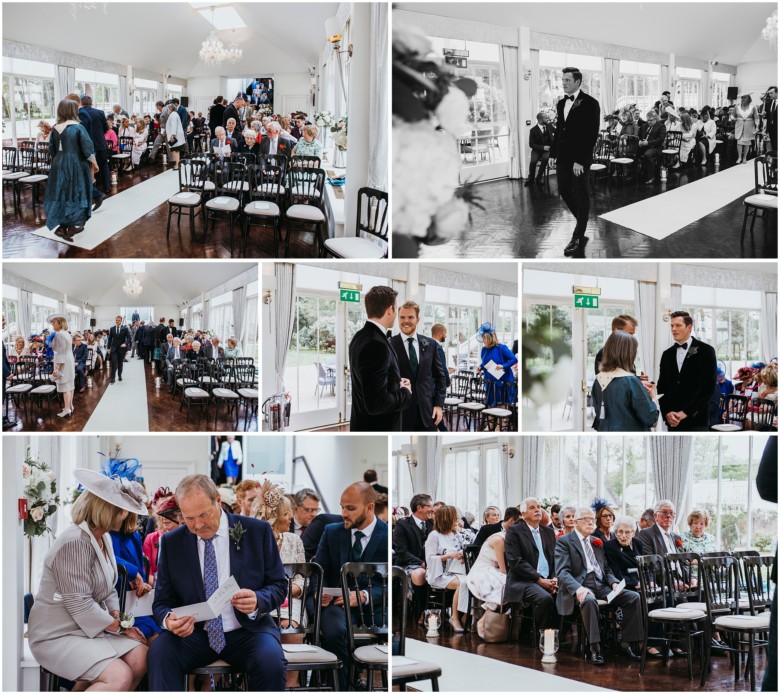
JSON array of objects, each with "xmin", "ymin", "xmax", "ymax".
[
  {"xmin": 75, "ymin": 68, "xmax": 119, "ymax": 113},
  {"xmin": 439, "ymin": 442, "xmax": 504, "ymax": 515},
  {"xmin": 586, "ymin": 304, "xmax": 642, "ymax": 374},
  {"xmin": 120, "ymin": 307, "xmax": 153, "ymax": 323},
  {"xmin": 31, "ymin": 294, "xmax": 58, "ymax": 335},
  {"xmin": 2, "ymin": 285, "xmax": 20, "ymax": 337},
  {"xmin": 166, "ymin": 83, "xmax": 183, "ymax": 102},
  {"xmin": 2, "ymin": 57, "xmax": 57, "ymax": 143},
  {"xmin": 675, "ymin": 67, "xmax": 702, "ymax": 109},
  {"xmin": 617, "ymin": 60, "xmax": 660, "ymax": 113},
  {"xmin": 131, "ymin": 78, "xmax": 158, "ymax": 118},
  {"xmin": 190, "ymin": 302, "xmax": 203, "ymax": 331},
  {"xmin": 539, "ymin": 52, "xmax": 601, "ymax": 112},
  {"xmin": 67, "ymin": 304, "xmax": 80, "ymax": 332},
  {"xmin": 245, "ymin": 281, "xmax": 259, "ymax": 359},
  {"xmin": 209, "ymin": 292, "xmax": 235, "ymax": 342},
  {"xmin": 423, "ymin": 285, "xmax": 484, "ymax": 371},
  {"xmin": 712, "ymin": 72, "xmax": 731, "ymax": 108}
]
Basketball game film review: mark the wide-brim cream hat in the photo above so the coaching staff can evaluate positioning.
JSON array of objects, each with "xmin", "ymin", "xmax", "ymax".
[
  {"xmin": 74, "ymin": 468, "xmax": 147, "ymax": 515},
  {"xmin": 46, "ymin": 313, "xmax": 67, "ymax": 324}
]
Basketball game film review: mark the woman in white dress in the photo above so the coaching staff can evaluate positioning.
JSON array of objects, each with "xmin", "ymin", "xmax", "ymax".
[
  {"xmin": 466, "ymin": 530, "xmax": 508, "ymax": 639},
  {"xmin": 732, "ymin": 94, "xmax": 760, "ymax": 164},
  {"xmin": 250, "ymin": 481, "xmax": 305, "ymax": 689},
  {"xmin": 49, "ymin": 314, "xmax": 75, "ymax": 418},
  {"xmin": 165, "ymin": 103, "xmax": 186, "ymax": 171},
  {"xmin": 131, "ymin": 120, "xmax": 148, "ymax": 168},
  {"xmin": 28, "ymin": 469, "xmax": 148, "ymax": 690},
  {"xmin": 425, "ymin": 504, "xmax": 469, "ymax": 631},
  {"xmin": 677, "ymin": 113, "xmax": 697, "ymax": 167}
]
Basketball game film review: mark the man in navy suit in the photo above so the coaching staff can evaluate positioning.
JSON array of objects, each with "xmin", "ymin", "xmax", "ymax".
[
  {"xmin": 72, "ymin": 334, "xmax": 89, "ymax": 393},
  {"xmin": 391, "ymin": 301, "xmax": 446, "ymax": 431},
  {"xmin": 106, "ymin": 315, "xmax": 131, "ymax": 384},
  {"xmin": 349, "ymin": 285, "xmax": 412, "ymax": 431},
  {"xmin": 79, "ymin": 94, "xmax": 110, "ymax": 197},
  {"xmin": 314, "ymin": 483, "xmax": 388, "ymax": 690},
  {"xmin": 526, "ymin": 111, "xmax": 555, "ymax": 186},
  {"xmin": 550, "ymin": 67, "xmax": 601, "ymax": 256},
  {"xmin": 149, "ymin": 474, "xmax": 287, "ymax": 691}
]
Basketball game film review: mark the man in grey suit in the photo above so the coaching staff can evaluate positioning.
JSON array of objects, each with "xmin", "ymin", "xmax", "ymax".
[
  {"xmin": 636, "ymin": 499, "xmax": 692, "ymax": 591},
  {"xmin": 149, "ymin": 100, "xmax": 170, "ymax": 161},
  {"xmin": 555, "ymin": 506, "xmax": 643, "ymax": 665}
]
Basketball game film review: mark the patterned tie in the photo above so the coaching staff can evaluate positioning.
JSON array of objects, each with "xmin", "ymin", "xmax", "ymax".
[
  {"xmin": 203, "ymin": 537, "xmax": 226, "ymax": 653},
  {"xmin": 532, "ymin": 528, "xmax": 549, "ymax": 577},
  {"xmin": 352, "ymin": 530, "xmax": 365, "ymax": 561},
  {"xmin": 407, "ymin": 338, "xmax": 419, "ymax": 379},
  {"xmin": 583, "ymin": 537, "xmax": 603, "ymax": 581}
]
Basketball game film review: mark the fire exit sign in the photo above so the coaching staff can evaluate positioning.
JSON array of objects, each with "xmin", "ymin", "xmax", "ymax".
[
  {"xmin": 340, "ymin": 289, "xmax": 361, "ymax": 303},
  {"xmin": 574, "ymin": 294, "xmax": 600, "ymax": 309}
]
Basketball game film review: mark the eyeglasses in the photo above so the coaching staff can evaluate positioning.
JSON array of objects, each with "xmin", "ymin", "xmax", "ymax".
[
  {"xmin": 658, "ymin": 510, "xmax": 676, "ymax": 517},
  {"xmin": 615, "ymin": 529, "xmax": 633, "ymax": 535},
  {"xmin": 601, "ymin": 514, "xmax": 614, "ymax": 520}
]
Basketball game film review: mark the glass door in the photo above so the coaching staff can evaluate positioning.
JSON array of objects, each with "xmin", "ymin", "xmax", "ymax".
[{"xmin": 343, "ymin": 302, "xmax": 366, "ymax": 422}]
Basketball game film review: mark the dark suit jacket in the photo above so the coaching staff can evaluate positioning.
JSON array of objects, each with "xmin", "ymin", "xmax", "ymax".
[
  {"xmin": 435, "ymin": 342, "xmax": 451, "ymax": 388},
  {"xmin": 551, "ymin": 90, "xmax": 601, "ymax": 166},
  {"xmin": 153, "ymin": 512, "xmax": 287, "ymax": 637},
  {"xmin": 225, "ymin": 129, "xmax": 245, "ymax": 149},
  {"xmin": 390, "ymin": 334, "xmax": 446, "ymax": 432},
  {"xmin": 639, "ymin": 121, "xmax": 666, "ymax": 149},
  {"xmin": 223, "ymin": 104, "xmax": 242, "ymax": 129},
  {"xmin": 554, "ymin": 531, "xmax": 618, "ymax": 616},
  {"xmin": 636, "ymin": 523, "xmax": 683, "ymax": 557},
  {"xmin": 81, "ymin": 105, "xmax": 109, "ymax": 152},
  {"xmin": 107, "ymin": 325, "xmax": 131, "ymax": 352},
  {"xmin": 349, "ymin": 321, "xmax": 412, "ymax": 432},
  {"xmin": 73, "ymin": 343, "xmax": 88, "ymax": 367},
  {"xmin": 211, "ymin": 136, "xmax": 238, "ymax": 155},
  {"xmin": 504, "ymin": 521, "xmax": 556, "ymax": 603},
  {"xmin": 473, "ymin": 521, "xmax": 502, "ymax": 550},
  {"xmin": 371, "ymin": 482, "xmax": 388, "ymax": 495},
  {"xmin": 529, "ymin": 123, "xmax": 554, "ymax": 153},
  {"xmin": 301, "ymin": 513, "xmax": 342, "ymax": 561},
  {"xmin": 766, "ymin": 98, "xmax": 778, "ymax": 142},
  {"xmin": 259, "ymin": 136, "xmax": 296, "ymax": 158},
  {"xmin": 604, "ymin": 538, "xmax": 640, "ymax": 590},
  {"xmin": 2, "ymin": 343, "xmax": 11, "ymax": 380},
  {"xmin": 165, "ymin": 345, "xmax": 184, "ymax": 368},
  {"xmin": 392, "ymin": 516, "xmax": 431, "ymax": 567},
  {"xmin": 656, "ymin": 337, "xmax": 717, "ymax": 429},
  {"xmin": 203, "ymin": 344, "xmax": 225, "ymax": 361}
]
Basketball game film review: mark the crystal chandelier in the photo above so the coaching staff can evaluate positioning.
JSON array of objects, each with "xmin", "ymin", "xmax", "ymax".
[
  {"xmin": 123, "ymin": 275, "xmax": 143, "ymax": 300},
  {"xmin": 199, "ymin": 8, "xmax": 242, "ymax": 68},
  {"xmin": 763, "ymin": 10, "xmax": 778, "ymax": 49}
]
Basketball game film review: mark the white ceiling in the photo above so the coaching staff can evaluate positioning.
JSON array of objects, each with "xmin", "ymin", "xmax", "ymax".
[
  {"xmin": 424, "ymin": 262, "xmax": 518, "ymax": 286},
  {"xmin": 6, "ymin": 261, "xmax": 257, "ymax": 306},
  {"xmin": 3, "ymin": 2, "xmax": 340, "ymax": 77},
  {"xmin": 396, "ymin": 2, "xmax": 777, "ymax": 66}
]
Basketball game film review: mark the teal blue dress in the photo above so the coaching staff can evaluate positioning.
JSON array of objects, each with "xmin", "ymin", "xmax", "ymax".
[
  {"xmin": 44, "ymin": 123, "xmax": 94, "ymax": 230},
  {"xmin": 292, "ymin": 138, "xmax": 322, "ymax": 159},
  {"xmin": 592, "ymin": 375, "xmax": 659, "ymax": 431},
  {"xmin": 480, "ymin": 344, "xmax": 518, "ymax": 406}
]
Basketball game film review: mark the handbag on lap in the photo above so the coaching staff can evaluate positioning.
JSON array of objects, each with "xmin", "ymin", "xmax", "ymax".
[{"xmin": 482, "ymin": 610, "xmax": 510, "ymax": 643}]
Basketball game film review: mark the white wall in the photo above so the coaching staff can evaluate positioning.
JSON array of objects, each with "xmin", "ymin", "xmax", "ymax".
[
  {"xmin": 93, "ymin": 305, "xmax": 178, "ymax": 327},
  {"xmin": 185, "ymin": 76, "xmax": 223, "ymax": 119},
  {"xmin": 736, "ymin": 61, "xmax": 776, "ymax": 104},
  {"xmin": 274, "ymin": 72, "xmax": 312, "ymax": 114},
  {"xmin": 261, "ymin": 264, "xmax": 275, "ymax": 401}
]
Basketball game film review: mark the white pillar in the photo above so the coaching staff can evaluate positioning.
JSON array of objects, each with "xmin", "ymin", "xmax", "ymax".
[
  {"xmin": 344, "ymin": 2, "xmax": 371, "ymax": 237},
  {"xmin": 518, "ymin": 25, "xmax": 532, "ymax": 179},
  {"xmin": 655, "ymin": 263, "xmax": 673, "ymax": 378}
]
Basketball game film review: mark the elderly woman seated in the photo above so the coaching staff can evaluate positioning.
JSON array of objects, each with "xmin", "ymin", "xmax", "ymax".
[
  {"xmin": 223, "ymin": 337, "xmax": 243, "ymax": 359},
  {"xmin": 604, "ymin": 515, "xmax": 641, "ymax": 591},
  {"xmin": 238, "ymin": 129, "xmax": 262, "ymax": 159},
  {"xmin": 681, "ymin": 509, "xmax": 717, "ymax": 554},
  {"xmin": 10, "ymin": 335, "xmax": 30, "ymax": 360},
  {"xmin": 291, "ymin": 124, "xmax": 322, "ymax": 159}
]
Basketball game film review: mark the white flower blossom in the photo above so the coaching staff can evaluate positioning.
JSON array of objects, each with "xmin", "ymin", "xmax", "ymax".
[
  {"xmin": 433, "ymin": 198, "xmax": 469, "ymax": 239},
  {"xmin": 22, "ymin": 464, "xmax": 31, "ymax": 477},
  {"xmin": 30, "ymin": 507, "xmax": 44, "ymax": 522},
  {"xmin": 435, "ymin": 89, "xmax": 470, "ymax": 138},
  {"xmin": 393, "ymin": 23, "xmax": 433, "ymax": 57}
]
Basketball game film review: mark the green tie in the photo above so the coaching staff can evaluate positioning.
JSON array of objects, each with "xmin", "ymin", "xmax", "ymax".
[
  {"xmin": 352, "ymin": 530, "xmax": 365, "ymax": 561},
  {"xmin": 407, "ymin": 337, "xmax": 418, "ymax": 379}
]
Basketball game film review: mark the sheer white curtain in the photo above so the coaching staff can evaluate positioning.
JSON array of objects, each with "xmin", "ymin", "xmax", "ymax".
[
  {"xmin": 701, "ymin": 69, "xmax": 711, "ymax": 110},
  {"xmin": 119, "ymin": 75, "xmax": 128, "ymax": 112},
  {"xmin": 232, "ymin": 285, "xmax": 247, "ymax": 349},
  {"xmin": 57, "ymin": 65, "xmax": 74, "ymax": 101},
  {"xmin": 202, "ymin": 300, "xmax": 210, "ymax": 332},
  {"xmin": 186, "ymin": 307, "xmax": 192, "ymax": 329},
  {"xmin": 634, "ymin": 281, "xmax": 657, "ymax": 380},
  {"xmin": 650, "ymin": 436, "xmax": 692, "ymax": 518},
  {"xmin": 601, "ymin": 58, "xmax": 620, "ymax": 117},
  {"xmin": 521, "ymin": 436, "xmax": 541, "ymax": 499},
  {"xmin": 670, "ymin": 284, "xmax": 682, "ymax": 311},
  {"xmin": 367, "ymin": 3, "xmax": 388, "ymax": 190},
  {"xmin": 499, "ymin": 45, "xmax": 522, "ymax": 179},
  {"xmin": 425, "ymin": 437, "xmax": 442, "ymax": 500},
  {"xmin": 274, "ymin": 264, "xmax": 296, "ymax": 392},
  {"xmin": 485, "ymin": 294, "xmax": 500, "ymax": 329},
  {"xmin": 760, "ymin": 292, "xmax": 778, "ymax": 362},
  {"xmin": 661, "ymin": 65, "xmax": 670, "ymax": 94},
  {"xmin": 18, "ymin": 290, "xmax": 32, "ymax": 341}
]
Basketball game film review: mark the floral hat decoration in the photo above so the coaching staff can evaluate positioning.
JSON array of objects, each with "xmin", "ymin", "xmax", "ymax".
[{"xmin": 250, "ymin": 479, "xmax": 286, "ymax": 522}]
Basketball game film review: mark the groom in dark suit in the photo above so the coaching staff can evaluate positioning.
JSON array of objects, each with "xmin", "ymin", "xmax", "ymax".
[
  {"xmin": 106, "ymin": 315, "xmax": 131, "ymax": 384},
  {"xmin": 657, "ymin": 311, "xmax": 717, "ymax": 431},
  {"xmin": 390, "ymin": 301, "xmax": 447, "ymax": 431},
  {"xmin": 314, "ymin": 483, "xmax": 388, "ymax": 690},
  {"xmin": 349, "ymin": 285, "xmax": 412, "ymax": 431},
  {"xmin": 149, "ymin": 474, "xmax": 288, "ymax": 691},
  {"xmin": 550, "ymin": 67, "xmax": 601, "ymax": 256}
]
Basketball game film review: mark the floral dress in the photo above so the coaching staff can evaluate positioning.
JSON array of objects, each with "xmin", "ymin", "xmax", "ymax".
[{"xmin": 681, "ymin": 530, "xmax": 717, "ymax": 554}]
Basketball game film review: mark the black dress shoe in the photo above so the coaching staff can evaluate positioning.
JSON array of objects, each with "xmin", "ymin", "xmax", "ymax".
[
  {"xmin": 524, "ymin": 180, "xmax": 535, "ymax": 187},
  {"xmin": 92, "ymin": 196, "xmax": 103, "ymax": 211},
  {"xmin": 563, "ymin": 235, "xmax": 588, "ymax": 256},
  {"xmin": 110, "ymin": 380, "xmax": 115, "ymax": 384},
  {"xmin": 646, "ymin": 647, "xmax": 666, "ymax": 658},
  {"xmin": 118, "ymin": 377, "xmax": 123, "ymax": 381},
  {"xmin": 586, "ymin": 644, "xmax": 605, "ymax": 666},
  {"xmin": 644, "ymin": 177, "xmax": 655, "ymax": 184},
  {"xmin": 620, "ymin": 644, "xmax": 642, "ymax": 661}
]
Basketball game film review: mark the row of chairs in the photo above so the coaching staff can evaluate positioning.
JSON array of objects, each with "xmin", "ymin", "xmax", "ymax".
[
  {"xmin": 4, "ymin": 357, "xmax": 59, "ymax": 421},
  {"xmin": 2, "ymin": 144, "xmax": 51, "ymax": 215},
  {"xmin": 718, "ymin": 391, "xmax": 778, "ymax": 431},
  {"xmin": 443, "ymin": 372, "xmax": 518, "ymax": 431},
  {"xmin": 741, "ymin": 153, "xmax": 777, "ymax": 244}
]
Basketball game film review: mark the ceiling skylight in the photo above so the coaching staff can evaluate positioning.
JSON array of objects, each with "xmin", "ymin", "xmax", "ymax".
[{"xmin": 196, "ymin": 6, "xmax": 246, "ymax": 30}]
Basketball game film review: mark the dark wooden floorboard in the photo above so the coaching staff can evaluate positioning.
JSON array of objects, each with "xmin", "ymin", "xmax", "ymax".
[
  {"xmin": 404, "ymin": 623, "xmax": 766, "ymax": 692},
  {"xmin": 396, "ymin": 158, "xmax": 777, "ymax": 259},
  {"xmin": 3, "ymin": 160, "xmax": 323, "ymax": 259}
]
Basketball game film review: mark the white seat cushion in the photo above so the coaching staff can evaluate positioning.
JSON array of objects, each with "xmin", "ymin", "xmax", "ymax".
[
  {"xmin": 206, "ymin": 196, "xmax": 240, "ymax": 211},
  {"xmin": 19, "ymin": 174, "xmax": 48, "ymax": 183},
  {"xmin": 745, "ymin": 194, "xmax": 778, "ymax": 209},
  {"xmin": 244, "ymin": 201, "xmax": 280, "ymax": 217},
  {"xmin": 3, "ymin": 171, "xmax": 30, "ymax": 180},
  {"xmin": 284, "ymin": 646, "xmax": 339, "ymax": 664},
  {"xmin": 168, "ymin": 191, "xmax": 201, "ymax": 206},
  {"xmin": 392, "ymin": 658, "xmax": 441, "ymax": 680},
  {"xmin": 482, "ymin": 407, "xmax": 512, "ymax": 416},
  {"xmin": 324, "ymin": 237, "xmax": 385, "ymax": 258},
  {"xmin": 213, "ymin": 388, "xmax": 239, "ymax": 398},
  {"xmin": 458, "ymin": 402, "xmax": 485, "ymax": 411},
  {"xmin": 7, "ymin": 384, "xmax": 33, "ymax": 393},
  {"xmin": 353, "ymin": 644, "xmax": 388, "ymax": 666},
  {"xmin": 715, "ymin": 613, "xmax": 771, "ymax": 630},
  {"xmin": 184, "ymin": 387, "xmax": 209, "ymax": 398},
  {"xmin": 112, "ymin": 153, "xmax": 131, "ymax": 159},
  {"xmin": 237, "ymin": 388, "xmax": 258, "ymax": 398},
  {"xmin": 612, "ymin": 157, "xmax": 635, "ymax": 164},
  {"xmin": 590, "ymin": 163, "xmax": 607, "ymax": 171},
  {"xmin": 648, "ymin": 607, "xmax": 706, "ymax": 620},
  {"xmin": 444, "ymin": 397, "xmax": 463, "ymax": 405},
  {"xmin": 286, "ymin": 204, "xmax": 325, "ymax": 222},
  {"xmin": 30, "ymin": 385, "xmax": 56, "ymax": 394},
  {"xmin": 661, "ymin": 149, "xmax": 679, "ymax": 154}
]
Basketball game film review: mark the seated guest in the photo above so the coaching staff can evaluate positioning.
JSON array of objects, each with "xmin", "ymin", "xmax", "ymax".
[
  {"xmin": 681, "ymin": 509, "xmax": 717, "ymax": 554},
  {"xmin": 291, "ymin": 124, "xmax": 323, "ymax": 159},
  {"xmin": 142, "ymin": 495, "xmax": 181, "ymax": 583},
  {"xmin": 235, "ymin": 479, "xmax": 261, "ymax": 517},
  {"xmin": 164, "ymin": 337, "xmax": 184, "ymax": 388},
  {"xmin": 35, "ymin": 120, "xmax": 53, "ymax": 145},
  {"xmin": 11, "ymin": 336, "xmax": 29, "ymax": 359},
  {"xmin": 392, "ymin": 493, "xmax": 433, "ymax": 597},
  {"xmin": 556, "ymin": 504, "xmax": 577, "ymax": 538},
  {"xmin": 555, "ymin": 506, "xmax": 643, "ymax": 665},
  {"xmin": 118, "ymin": 117, "xmax": 136, "ymax": 143},
  {"xmin": 615, "ymin": 106, "xmax": 639, "ymax": 138},
  {"xmin": 73, "ymin": 333, "xmax": 89, "ymax": 393},
  {"xmin": 592, "ymin": 331, "xmax": 658, "ymax": 431},
  {"xmin": 148, "ymin": 474, "xmax": 287, "ymax": 691},
  {"xmin": 467, "ymin": 525, "xmax": 509, "ymax": 640},
  {"xmin": 105, "ymin": 120, "xmax": 118, "ymax": 153},
  {"xmin": 696, "ymin": 107, "xmax": 717, "ymax": 166},
  {"xmin": 483, "ymin": 505, "xmax": 501, "ymax": 527},
  {"xmin": 260, "ymin": 121, "xmax": 296, "ymax": 157},
  {"xmin": 290, "ymin": 115, "xmax": 306, "ymax": 140},
  {"xmin": 653, "ymin": 91, "xmax": 675, "ymax": 118},
  {"xmin": 314, "ymin": 482, "xmax": 387, "ymax": 691},
  {"xmin": 504, "ymin": 497, "xmax": 558, "ymax": 632},
  {"xmin": 211, "ymin": 126, "xmax": 236, "ymax": 159},
  {"xmin": 639, "ymin": 508, "xmax": 655, "ymax": 529},
  {"xmin": 278, "ymin": 116, "xmax": 297, "ymax": 142},
  {"xmin": 86, "ymin": 332, "xmax": 104, "ymax": 370},
  {"xmin": 203, "ymin": 336, "xmax": 225, "ymax": 361},
  {"xmin": 676, "ymin": 113, "xmax": 698, "ymax": 167},
  {"xmin": 710, "ymin": 367, "xmax": 734, "ymax": 426},
  {"xmin": 604, "ymin": 515, "xmax": 641, "ymax": 591},
  {"xmin": 591, "ymin": 499, "xmax": 616, "ymax": 543},
  {"xmin": 758, "ymin": 363, "xmax": 778, "ymax": 400},
  {"xmin": 224, "ymin": 117, "xmax": 245, "ymax": 149},
  {"xmin": 375, "ymin": 494, "xmax": 389, "ymax": 523},
  {"xmin": 425, "ymin": 504, "xmax": 469, "ymax": 632},
  {"xmin": 549, "ymin": 503, "xmax": 563, "ymax": 533},
  {"xmin": 131, "ymin": 120, "xmax": 147, "ymax": 169},
  {"xmin": 474, "ymin": 505, "xmax": 520, "ymax": 549},
  {"xmin": 525, "ymin": 111, "xmax": 554, "ymax": 186},
  {"xmin": 224, "ymin": 337, "xmax": 243, "ymax": 359},
  {"xmin": 27, "ymin": 469, "xmax": 149, "ymax": 691},
  {"xmin": 664, "ymin": 107, "xmax": 681, "ymax": 131},
  {"xmin": 186, "ymin": 339, "xmax": 203, "ymax": 361},
  {"xmin": 636, "ymin": 500, "xmax": 691, "ymax": 595},
  {"xmin": 638, "ymin": 109, "xmax": 667, "ymax": 183},
  {"xmin": 238, "ymin": 129, "xmax": 262, "ymax": 159},
  {"xmin": 457, "ymin": 512, "xmax": 477, "ymax": 545}
]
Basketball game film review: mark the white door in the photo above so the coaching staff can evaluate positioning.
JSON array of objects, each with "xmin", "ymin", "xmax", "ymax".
[{"xmin": 283, "ymin": 95, "xmax": 310, "ymax": 115}]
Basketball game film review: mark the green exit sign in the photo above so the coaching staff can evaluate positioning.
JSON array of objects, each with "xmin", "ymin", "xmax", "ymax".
[
  {"xmin": 574, "ymin": 294, "xmax": 600, "ymax": 309},
  {"xmin": 340, "ymin": 289, "xmax": 361, "ymax": 303}
]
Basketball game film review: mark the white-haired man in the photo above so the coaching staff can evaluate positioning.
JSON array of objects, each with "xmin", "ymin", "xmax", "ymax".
[{"xmin": 259, "ymin": 121, "xmax": 295, "ymax": 157}]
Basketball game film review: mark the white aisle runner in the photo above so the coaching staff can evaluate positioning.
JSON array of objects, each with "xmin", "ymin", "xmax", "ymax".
[
  {"xmin": 83, "ymin": 357, "xmax": 149, "ymax": 432},
  {"xmin": 402, "ymin": 639, "xmax": 610, "ymax": 692},
  {"xmin": 599, "ymin": 163, "xmax": 755, "ymax": 240},
  {"xmin": 32, "ymin": 169, "xmax": 180, "ymax": 250}
]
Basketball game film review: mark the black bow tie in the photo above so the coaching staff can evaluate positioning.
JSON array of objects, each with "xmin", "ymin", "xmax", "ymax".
[
  {"xmin": 567, "ymin": 95, "xmax": 576, "ymax": 101},
  {"xmin": 676, "ymin": 343, "xmax": 688, "ymax": 350},
  {"xmin": 386, "ymin": 330, "xmax": 392, "ymax": 339}
]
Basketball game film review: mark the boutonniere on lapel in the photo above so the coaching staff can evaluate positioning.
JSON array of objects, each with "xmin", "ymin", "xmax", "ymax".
[
  {"xmin": 229, "ymin": 521, "xmax": 247, "ymax": 551},
  {"xmin": 685, "ymin": 345, "xmax": 699, "ymax": 359},
  {"xmin": 590, "ymin": 537, "xmax": 604, "ymax": 548},
  {"xmin": 675, "ymin": 538, "xmax": 683, "ymax": 549},
  {"xmin": 419, "ymin": 337, "xmax": 429, "ymax": 353},
  {"xmin": 570, "ymin": 97, "xmax": 582, "ymax": 112},
  {"xmin": 279, "ymin": 143, "xmax": 287, "ymax": 151}
]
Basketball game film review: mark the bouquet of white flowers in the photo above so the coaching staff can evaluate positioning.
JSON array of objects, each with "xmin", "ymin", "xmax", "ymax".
[
  {"xmin": 332, "ymin": 117, "xmax": 348, "ymax": 151},
  {"xmin": 314, "ymin": 111, "xmax": 336, "ymax": 129},
  {"xmin": 22, "ymin": 447, "xmax": 60, "ymax": 537}
]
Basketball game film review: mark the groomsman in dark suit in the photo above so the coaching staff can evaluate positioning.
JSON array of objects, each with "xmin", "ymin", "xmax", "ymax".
[
  {"xmin": 72, "ymin": 334, "xmax": 89, "ymax": 392},
  {"xmin": 550, "ymin": 67, "xmax": 601, "ymax": 256},
  {"xmin": 349, "ymin": 286, "xmax": 412, "ymax": 431},
  {"xmin": 106, "ymin": 315, "xmax": 131, "ymax": 384},
  {"xmin": 526, "ymin": 111, "xmax": 555, "ymax": 186},
  {"xmin": 656, "ymin": 311, "xmax": 717, "ymax": 431},
  {"xmin": 390, "ymin": 301, "xmax": 447, "ymax": 432},
  {"xmin": 392, "ymin": 493, "xmax": 434, "ymax": 588},
  {"xmin": 314, "ymin": 483, "xmax": 388, "ymax": 690},
  {"xmin": 765, "ymin": 86, "xmax": 777, "ymax": 152}
]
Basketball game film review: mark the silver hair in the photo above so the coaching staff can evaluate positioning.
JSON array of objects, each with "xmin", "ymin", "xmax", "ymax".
[
  {"xmin": 574, "ymin": 506, "xmax": 595, "ymax": 520},
  {"xmin": 266, "ymin": 121, "xmax": 281, "ymax": 134},
  {"xmin": 243, "ymin": 129, "xmax": 256, "ymax": 139},
  {"xmin": 559, "ymin": 504, "xmax": 577, "ymax": 518},
  {"xmin": 654, "ymin": 499, "xmax": 675, "ymax": 513},
  {"xmin": 192, "ymin": 340, "xmax": 201, "ymax": 348},
  {"xmin": 215, "ymin": 126, "xmax": 226, "ymax": 135},
  {"xmin": 614, "ymin": 515, "xmax": 636, "ymax": 531},
  {"xmin": 519, "ymin": 497, "xmax": 538, "ymax": 513}
]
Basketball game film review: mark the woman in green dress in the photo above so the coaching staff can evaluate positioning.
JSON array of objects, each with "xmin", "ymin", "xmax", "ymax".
[{"xmin": 291, "ymin": 124, "xmax": 322, "ymax": 159}]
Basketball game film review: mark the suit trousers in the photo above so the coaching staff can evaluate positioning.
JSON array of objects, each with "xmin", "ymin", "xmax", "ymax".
[
  {"xmin": 580, "ymin": 573, "xmax": 643, "ymax": 645},
  {"xmin": 95, "ymin": 149, "xmax": 110, "ymax": 191},
  {"xmin": 74, "ymin": 363, "xmax": 86, "ymax": 391},
  {"xmin": 514, "ymin": 582, "xmax": 556, "ymax": 631},
  {"xmin": 321, "ymin": 603, "xmax": 354, "ymax": 690},
  {"xmin": 150, "ymin": 133, "xmax": 171, "ymax": 160},
  {"xmin": 148, "ymin": 627, "xmax": 286, "ymax": 691},
  {"xmin": 556, "ymin": 159, "xmax": 591, "ymax": 236},
  {"xmin": 529, "ymin": 150, "xmax": 550, "ymax": 181},
  {"xmin": 109, "ymin": 347, "xmax": 127, "ymax": 381}
]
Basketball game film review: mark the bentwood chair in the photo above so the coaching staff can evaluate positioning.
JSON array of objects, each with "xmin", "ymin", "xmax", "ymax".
[
  {"xmin": 323, "ymin": 187, "xmax": 389, "ymax": 259},
  {"xmin": 741, "ymin": 153, "xmax": 778, "ymax": 242},
  {"xmin": 166, "ymin": 158, "xmax": 205, "ymax": 239},
  {"xmin": 242, "ymin": 163, "xmax": 283, "ymax": 255},
  {"xmin": 284, "ymin": 167, "xmax": 327, "ymax": 257},
  {"xmin": 589, "ymin": 136, "xmax": 613, "ymax": 190},
  {"xmin": 205, "ymin": 160, "xmax": 248, "ymax": 254},
  {"xmin": 610, "ymin": 134, "xmax": 640, "ymax": 184},
  {"xmin": 661, "ymin": 130, "xmax": 684, "ymax": 170}
]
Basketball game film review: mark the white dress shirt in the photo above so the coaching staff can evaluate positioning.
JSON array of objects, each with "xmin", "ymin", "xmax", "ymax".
[
  {"xmin": 575, "ymin": 529, "xmax": 600, "ymax": 575},
  {"xmin": 564, "ymin": 89, "xmax": 581, "ymax": 121},
  {"xmin": 268, "ymin": 137, "xmax": 278, "ymax": 155},
  {"xmin": 401, "ymin": 332, "xmax": 420, "ymax": 362},
  {"xmin": 351, "ymin": 516, "xmax": 377, "ymax": 555},
  {"xmin": 675, "ymin": 337, "xmax": 693, "ymax": 372}
]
